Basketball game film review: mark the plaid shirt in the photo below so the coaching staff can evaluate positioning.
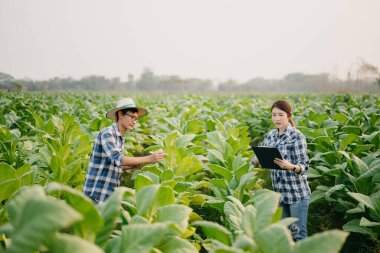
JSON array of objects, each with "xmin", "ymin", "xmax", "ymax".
[
  {"xmin": 253, "ymin": 124, "xmax": 311, "ymax": 204},
  {"xmin": 83, "ymin": 123, "xmax": 124, "ymax": 203}
]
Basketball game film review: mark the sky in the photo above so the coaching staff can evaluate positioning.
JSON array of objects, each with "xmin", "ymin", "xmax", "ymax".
[{"xmin": 0, "ymin": 0, "xmax": 379, "ymax": 82}]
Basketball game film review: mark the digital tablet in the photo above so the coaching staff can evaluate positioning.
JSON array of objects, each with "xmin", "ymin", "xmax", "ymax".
[{"xmin": 251, "ymin": 146, "xmax": 284, "ymax": 170}]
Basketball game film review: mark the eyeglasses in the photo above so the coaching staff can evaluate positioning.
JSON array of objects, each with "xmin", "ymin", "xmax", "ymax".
[{"xmin": 125, "ymin": 113, "xmax": 138, "ymax": 122}]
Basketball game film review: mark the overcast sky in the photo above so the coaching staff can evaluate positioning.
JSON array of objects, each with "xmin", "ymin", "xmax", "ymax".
[{"xmin": 1, "ymin": 0, "xmax": 379, "ymax": 82}]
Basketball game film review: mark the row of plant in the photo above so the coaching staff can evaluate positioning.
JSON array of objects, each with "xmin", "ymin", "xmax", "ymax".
[{"xmin": 0, "ymin": 92, "xmax": 379, "ymax": 252}]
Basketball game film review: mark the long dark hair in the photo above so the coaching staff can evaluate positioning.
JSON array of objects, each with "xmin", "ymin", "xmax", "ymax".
[{"xmin": 271, "ymin": 100, "xmax": 295, "ymax": 127}]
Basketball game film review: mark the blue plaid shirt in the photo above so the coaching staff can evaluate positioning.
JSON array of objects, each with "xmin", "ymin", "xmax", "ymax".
[
  {"xmin": 253, "ymin": 124, "xmax": 311, "ymax": 204},
  {"xmin": 83, "ymin": 123, "xmax": 124, "ymax": 203}
]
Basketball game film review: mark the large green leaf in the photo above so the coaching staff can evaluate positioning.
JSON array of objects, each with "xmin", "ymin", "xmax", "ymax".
[
  {"xmin": 359, "ymin": 217, "xmax": 380, "ymax": 227},
  {"xmin": 136, "ymin": 185, "xmax": 175, "ymax": 219},
  {"xmin": 120, "ymin": 223, "xmax": 168, "ymax": 253},
  {"xmin": 47, "ymin": 233, "xmax": 103, "ymax": 253},
  {"xmin": 135, "ymin": 174, "xmax": 155, "ymax": 192},
  {"xmin": 347, "ymin": 192, "xmax": 375, "ymax": 211},
  {"xmin": 339, "ymin": 133, "xmax": 359, "ymax": 151},
  {"xmin": 241, "ymin": 205, "xmax": 257, "ymax": 237},
  {"xmin": 208, "ymin": 149, "xmax": 226, "ymax": 165},
  {"xmin": 0, "ymin": 179, "xmax": 21, "ymax": 202},
  {"xmin": 156, "ymin": 204, "xmax": 192, "ymax": 232},
  {"xmin": 253, "ymin": 191, "xmax": 280, "ymax": 234},
  {"xmin": 174, "ymin": 156, "xmax": 193, "ymax": 176},
  {"xmin": 175, "ymin": 134, "xmax": 196, "ymax": 148},
  {"xmin": 4, "ymin": 186, "xmax": 82, "ymax": 253},
  {"xmin": 45, "ymin": 183, "xmax": 103, "ymax": 241},
  {"xmin": 209, "ymin": 164, "xmax": 233, "ymax": 181},
  {"xmin": 343, "ymin": 219, "xmax": 377, "ymax": 239},
  {"xmin": 192, "ymin": 221, "xmax": 231, "ymax": 245},
  {"xmin": 96, "ymin": 187, "xmax": 132, "ymax": 248},
  {"xmin": 255, "ymin": 223, "xmax": 293, "ymax": 253},
  {"xmin": 157, "ymin": 236, "xmax": 198, "ymax": 253},
  {"xmin": 0, "ymin": 162, "xmax": 16, "ymax": 182},
  {"xmin": 294, "ymin": 230, "xmax": 348, "ymax": 253}
]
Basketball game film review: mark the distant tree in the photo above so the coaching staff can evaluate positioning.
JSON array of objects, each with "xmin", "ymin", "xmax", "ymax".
[
  {"xmin": 136, "ymin": 68, "xmax": 156, "ymax": 90},
  {"xmin": 126, "ymin": 73, "xmax": 135, "ymax": 90},
  {"xmin": 218, "ymin": 79, "xmax": 239, "ymax": 91},
  {"xmin": 347, "ymin": 58, "xmax": 379, "ymax": 83},
  {"xmin": 0, "ymin": 72, "xmax": 15, "ymax": 90},
  {"xmin": 10, "ymin": 81, "xmax": 25, "ymax": 92}
]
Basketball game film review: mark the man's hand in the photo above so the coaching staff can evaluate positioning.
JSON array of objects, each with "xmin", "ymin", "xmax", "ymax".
[{"xmin": 149, "ymin": 149, "xmax": 167, "ymax": 163}]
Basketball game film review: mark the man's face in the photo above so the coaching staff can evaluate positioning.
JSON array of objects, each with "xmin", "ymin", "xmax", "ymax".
[{"xmin": 120, "ymin": 111, "xmax": 139, "ymax": 131}]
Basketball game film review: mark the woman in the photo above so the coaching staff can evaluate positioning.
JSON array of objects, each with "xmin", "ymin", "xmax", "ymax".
[{"xmin": 252, "ymin": 100, "xmax": 311, "ymax": 241}]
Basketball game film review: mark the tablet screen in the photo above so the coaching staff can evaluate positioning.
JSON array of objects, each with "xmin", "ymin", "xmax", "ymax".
[{"xmin": 251, "ymin": 146, "xmax": 284, "ymax": 170}]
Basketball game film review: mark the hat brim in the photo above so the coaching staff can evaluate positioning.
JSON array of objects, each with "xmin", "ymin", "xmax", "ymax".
[{"xmin": 106, "ymin": 106, "xmax": 148, "ymax": 121}]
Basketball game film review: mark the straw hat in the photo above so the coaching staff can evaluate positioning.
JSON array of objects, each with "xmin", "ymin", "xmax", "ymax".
[{"xmin": 106, "ymin": 98, "xmax": 148, "ymax": 121}]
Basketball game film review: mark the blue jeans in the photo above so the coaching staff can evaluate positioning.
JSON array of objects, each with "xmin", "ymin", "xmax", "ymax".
[{"xmin": 280, "ymin": 195, "xmax": 310, "ymax": 241}]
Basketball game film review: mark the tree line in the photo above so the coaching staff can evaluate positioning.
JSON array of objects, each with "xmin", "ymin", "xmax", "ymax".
[{"xmin": 1, "ymin": 67, "xmax": 379, "ymax": 93}]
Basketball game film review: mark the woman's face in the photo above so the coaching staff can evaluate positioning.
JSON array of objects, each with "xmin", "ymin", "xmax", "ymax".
[{"xmin": 272, "ymin": 107, "xmax": 289, "ymax": 130}]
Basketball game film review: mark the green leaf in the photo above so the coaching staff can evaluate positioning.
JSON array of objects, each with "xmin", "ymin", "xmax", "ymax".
[
  {"xmin": 45, "ymin": 183, "xmax": 103, "ymax": 241},
  {"xmin": 0, "ymin": 179, "xmax": 21, "ymax": 202},
  {"xmin": 341, "ymin": 126, "xmax": 361, "ymax": 135},
  {"xmin": 156, "ymin": 204, "xmax": 192, "ymax": 232},
  {"xmin": 164, "ymin": 131, "xmax": 179, "ymax": 147},
  {"xmin": 47, "ymin": 233, "xmax": 103, "ymax": 253},
  {"xmin": 192, "ymin": 221, "xmax": 231, "ymax": 245},
  {"xmin": 255, "ymin": 223, "xmax": 293, "ymax": 253},
  {"xmin": 174, "ymin": 156, "xmax": 193, "ymax": 176},
  {"xmin": 241, "ymin": 205, "xmax": 256, "ymax": 237},
  {"xmin": 120, "ymin": 223, "xmax": 168, "ymax": 253},
  {"xmin": 157, "ymin": 236, "xmax": 198, "ymax": 253},
  {"xmin": 325, "ymin": 184, "xmax": 346, "ymax": 202},
  {"xmin": 294, "ymin": 230, "xmax": 348, "ymax": 253},
  {"xmin": 208, "ymin": 149, "xmax": 226, "ymax": 165},
  {"xmin": 347, "ymin": 192, "xmax": 375, "ymax": 211},
  {"xmin": 15, "ymin": 164, "xmax": 34, "ymax": 185},
  {"xmin": 351, "ymin": 154, "xmax": 368, "ymax": 175},
  {"xmin": 359, "ymin": 217, "xmax": 380, "ymax": 227},
  {"xmin": 339, "ymin": 133, "xmax": 359, "ymax": 151},
  {"xmin": 333, "ymin": 113, "xmax": 348, "ymax": 123},
  {"xmin": 356, "ymin": 165, "xmax": 380, "ymax": 182},
  {"xmin": 136, "ymin": 185, "xmax": 175, "ymax": 219},
  {"xmin": 223, "ymin": 201, "xmax": 244, "ymax": 231},
  {"xmin": 0, "ymin": 162, "xmax": 16, "ymax": 183},
  {"xmin": 5, "ymin": 186, "xmax": 82, "ymax": 253},
  {"xmin": 343, "ymin": 219, "xmax": 377, "ymax": 239},
  {"xmin": 96, "ymin": 187, "xmax": 131, "ymax": 248},
  {"xmin": 253, "ymin": 191, "xmax": 280, "ymax": 234},
  {"xmin": 175, "ymin": 134, "xmax": 196, "ymax": 148},
  {"xmin": 135, "ymin": 174, "xmax": 155, "ymax": 192}
]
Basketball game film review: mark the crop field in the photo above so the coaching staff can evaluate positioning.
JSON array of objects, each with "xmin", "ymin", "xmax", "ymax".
[{"xmin": 0, "ymin": 92, "xmax": 379, "ymax": 253}]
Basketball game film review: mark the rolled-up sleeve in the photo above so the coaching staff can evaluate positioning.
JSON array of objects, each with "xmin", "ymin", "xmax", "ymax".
[
  {"xmin": 294, "ymin": 134, "xmax": 309, "ymax": 175},
  {"xmin": 101, "ymin": 131, "xmax": 124, "ymax": 167}
]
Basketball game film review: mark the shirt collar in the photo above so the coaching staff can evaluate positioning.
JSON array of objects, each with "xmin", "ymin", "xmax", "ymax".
[
  {"xmin": 112, "ymin": 123, "xmax": 123, "ymax": 138},
  {"xmin": 274, "ymin": 123, "xmax": 293, "ymax": 138}
]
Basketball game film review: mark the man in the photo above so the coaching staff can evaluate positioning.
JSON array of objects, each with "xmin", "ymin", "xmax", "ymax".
[{"xmin": 83, "ymin": 97, "xmax": 166, "ymax": 203}]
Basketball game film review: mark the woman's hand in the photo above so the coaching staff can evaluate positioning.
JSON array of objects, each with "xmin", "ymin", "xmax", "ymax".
[
  {"xmin": 251, "ymin": 157, "xmax": 260, "ymax": 166},
  {"xmin": 274, "ymin": 158, "xmax": 294, "ymax": 170}
]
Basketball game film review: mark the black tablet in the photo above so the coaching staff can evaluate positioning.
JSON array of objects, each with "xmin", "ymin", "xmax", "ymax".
[{"xmin": 251, "ymin": 146, "xmax": 284, "ymax": 170}]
